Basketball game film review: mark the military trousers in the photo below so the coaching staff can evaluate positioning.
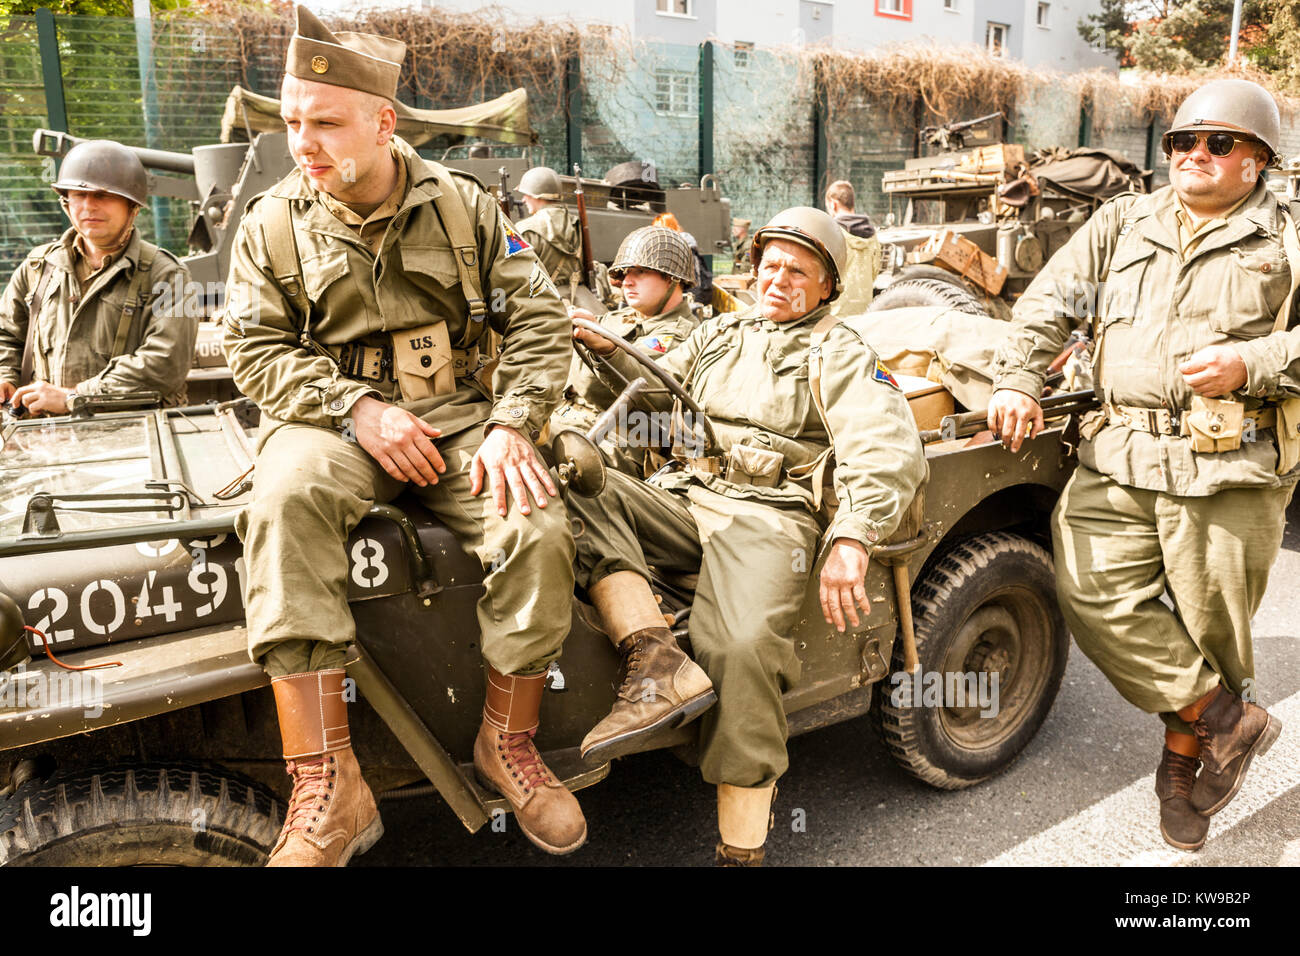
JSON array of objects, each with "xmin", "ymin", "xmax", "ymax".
[
  {"xmin": 236, "ymin": 421, "xmax": 576, "ymax": 679},
  {"xmin": 1052, "ymin": 465, "xmax": 1294, "ymax": 734},
  {"xmin": 566, "ymin": 468, "xmax": 822, "ymax": 787}
]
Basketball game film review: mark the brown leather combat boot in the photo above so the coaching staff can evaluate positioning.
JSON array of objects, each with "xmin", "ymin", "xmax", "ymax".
[
  {"xmin": 1155, "ymin": 748, "xmax": 1209, "ymax": 851},
  {"xmin": 715, "ymin": 843, "xmax": 765, "ymax": 866},
  {"xmin": 1189, "ymin": 686, "xmax": 1282, "ymax": 816},
  {"xmin": 473, "ymin": 666, "xmax": 587, "ymax": 855},
  {"xmin": 580, "ymin": 626, "xmax": 716, "ymax": 764},
  {"xmin": 266, "ymin": 669, "xmax": 383, "ymax": 867}
]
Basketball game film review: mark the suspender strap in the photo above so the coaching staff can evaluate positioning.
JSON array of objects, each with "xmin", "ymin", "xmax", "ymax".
[
  {"xmin": 111, "ymin": 242, "xmax": 157, "ymax": 357},
  {"xmin": 261, "ymin": 196, "xmax": 310, "ymax": 339},
  {"xmin": 426, "ymin": 162, "xmax": 488, "ymax": 332},
  {"xmin": 793, "ymin": 314, "xmax": 841, "ymax": 511},
  {"xmin": 1272, "ymin": 209, "xmax": 1300, "ymax": 334},
  {"xmin": 20, "ymin": 258, "xmax": 54, "ymax": 386}
]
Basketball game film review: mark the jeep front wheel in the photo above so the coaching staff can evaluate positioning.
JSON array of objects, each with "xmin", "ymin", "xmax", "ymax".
[
  {"xmin": 0, "ymin": 762, "xmax": 282, "ymax": 866},
  {"xmin": 875, "ymin": 532, "xmax": 1068, "ymax": 790}
]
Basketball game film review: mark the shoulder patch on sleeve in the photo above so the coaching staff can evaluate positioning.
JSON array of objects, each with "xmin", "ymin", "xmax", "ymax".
[
  {"xmin": 645, "ymin": 334, "xmax": 673, "ymax": 353},
  {"xmin": 872, "ymin": 359, "xmax": 900, "ymax": 390},
  {"xmin": 501, "ymin": 210, "xmax": 531, "ymax": 257}
]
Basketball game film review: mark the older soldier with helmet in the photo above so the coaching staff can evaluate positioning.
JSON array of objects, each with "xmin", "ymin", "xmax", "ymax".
[
  {"xmin": 515, "ymin": 166, "xmax": 582, "ymax": 286},
  {"xmin": 989, "ymin": 78, "xmax": 1294, "ymax": 853},
  {"xmin": 222, "ymin": 7, "xmax": 582, "ymax": 864},
  {"xmin": 553, "ymin": 224, "xmax": 699, "ymax": 468},
  {"xmin": 567, "ymin": 207, "xmax": 927, "ymax": 865},
  {"xmin": 0, "ymin": 140, "xmax": 195, "ymax": 413}
]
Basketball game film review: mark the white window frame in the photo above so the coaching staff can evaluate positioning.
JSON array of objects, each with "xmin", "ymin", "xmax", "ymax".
[
  {"xmin": 986, "ymin": 22, "xmax": 1009, "ymax": 57},
  {"xmin": 1036, "ymin": 2, "xmax": 1050, "ymax": 28},
  {"xmin": 656, "ymin": 0, "xmax": 696, "ymax": 19},
  {"xmin": 653, "ymin": 69, "xmax": 698, "ymax": 118},
  {"xmin": 878, "ymin": 0, "xmax": 905, "ymax": 14}
]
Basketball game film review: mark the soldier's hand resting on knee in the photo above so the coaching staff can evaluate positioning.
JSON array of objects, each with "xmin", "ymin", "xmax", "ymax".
[
  {"xmin": 351, "ymin": 396, "xmax": 446, "ymax": 487},
  {"xmin": 471, "ymin": 425, "xmax": 558, "ymax": 518},
  {"xmin": 820, "ymin": 538, "xmax": 872, "ymax": 633},
  {"xmin": 987, "ymin": 388, "xmax": 1044, "ymax": 453}
]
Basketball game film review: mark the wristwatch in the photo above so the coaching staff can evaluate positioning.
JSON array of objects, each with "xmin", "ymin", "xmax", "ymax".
[{"xmin": 65, "ymin": 387, "xmax": 86, "ymax": 416}]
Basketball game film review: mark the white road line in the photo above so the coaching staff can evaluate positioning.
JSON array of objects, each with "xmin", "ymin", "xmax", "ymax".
[{"xmin": 982, "ymin": 691, "xmax": 1300, "ymax": 867}]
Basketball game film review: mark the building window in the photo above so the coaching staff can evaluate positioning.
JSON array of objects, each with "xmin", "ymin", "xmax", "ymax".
[
  {"xmin": 1036, "ymin": 2, "xmax": 1050, "ymax": 27},
  {"xmin": 986, "ymin": 22, "xmax": 1008, "ymax": 56},
  {"xmin": 943, "ymin": 0, "xmax": 957, "ymax": 10},
  {"xmin": 656, "ymin": 0, "xmax": 693, "ymax": 16},
  {"xmin": 876, "ymin": 0, "xmax": 913, "ymax": 20},
  {"xmin": 733, "ymin": 41, "xmax": 753, "ymax": 70},
  {"xmin": 654, "ymin": 69, "xmax": 697, "ymax": 117}
]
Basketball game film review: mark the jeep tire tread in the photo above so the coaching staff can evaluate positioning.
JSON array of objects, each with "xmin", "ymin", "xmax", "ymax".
[
  {"xmin": 875, "ymin": 532, "xmax": 1068, "ymax": 790},
  {"xmin": 0, "ymin": 761, "xmax": 282, "ymax": 866}
]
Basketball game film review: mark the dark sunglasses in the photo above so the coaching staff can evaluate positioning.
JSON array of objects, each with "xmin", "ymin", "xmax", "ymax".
[{"xmin": 1163, "ymin": 130, "xmax": 1256, "ymax": 157}]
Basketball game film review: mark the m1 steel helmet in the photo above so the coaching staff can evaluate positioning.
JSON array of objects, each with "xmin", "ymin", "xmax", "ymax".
[
  {"xmin": 50, "ymin": 140, "xmax": 148, "ymax": 206},
  {"xmin": 518, "ymin": 166, "xmax": 562, "ymax": 201},
  {"xmin": 1162, "ymin": 79, "xmax": 1282, "ymax": 166},
  {"xmin": 609, "ymin": 226, "xmax": 695, "ymax": 288},
  {"xmin": 750, "ymin": 206, "xmax": 846, "ymax": 302}
]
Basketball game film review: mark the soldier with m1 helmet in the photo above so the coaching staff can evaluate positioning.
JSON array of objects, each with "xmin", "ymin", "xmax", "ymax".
[
  {"xmin": 566, "ymin": 207, "xmax": 927, "ymax": 865},
  {"xmin": 514, "ymin": 165, "xmax": 583, "ymax": 287},
  {"xmin": 989, "ymin": 78, "xmax": 1295, "ymax": 853},
  {"xmin": 552, "ymin": 224, "xmax": 700, "ymax": 473},
  {"xmin": 0, "ymin": 139, "xmax": 196, "ymax": 414}
]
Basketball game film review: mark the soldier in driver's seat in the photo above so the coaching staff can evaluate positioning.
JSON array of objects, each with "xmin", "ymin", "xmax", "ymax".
[{"xmin": 567, "ymin": 207, "xmax": 928, "ymax": 865}]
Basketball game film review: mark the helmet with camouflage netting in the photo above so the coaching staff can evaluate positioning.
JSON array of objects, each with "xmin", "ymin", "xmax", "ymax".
[{"xmin": 609, "ymin": 226, "xmax": 695, "ymax": 288}]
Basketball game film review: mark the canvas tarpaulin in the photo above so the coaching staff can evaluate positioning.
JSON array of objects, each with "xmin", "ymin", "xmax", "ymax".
[
  {"xmin": 220, "ymin": 85, "xmax": 538, "ymax": 146},
  {"xmin": 1029, "ymin": 147, "xmax": 1149, "ymax": 204}
]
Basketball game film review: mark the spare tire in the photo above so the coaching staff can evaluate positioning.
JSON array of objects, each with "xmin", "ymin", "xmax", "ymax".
[{"xmin": 869, "ymin": 276, "xmax": 988, "ymax": 315}]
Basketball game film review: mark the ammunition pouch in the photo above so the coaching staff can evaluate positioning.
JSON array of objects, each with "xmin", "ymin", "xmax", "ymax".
[
  {"xmin": 1185, "ymin": 395, "xmax": 1245, "ymax": 453},
  {"xmin": 1276, "ymin": 397, "xmax": 1300, "ymax": 474},
  {"xmin": 724, "ymin": 443, "xmax": 784, "ymax": 488}
]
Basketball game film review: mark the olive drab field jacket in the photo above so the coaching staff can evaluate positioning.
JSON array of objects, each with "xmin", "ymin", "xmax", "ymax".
[
  {"xmin": 514, "ymin": 205, "xmax": 583, "ymax": 286},
  {"xmin": 831, "ymin": 231, "xmax": 882, "ymax": 318},
  {"xmin": 563, "ymin": 297, "xmax": 699, "ymax": 414},
  {"xmin": 595, "ymin": 301, "xmax": 928, "ymax": 550},
  {"xmin": 0, "ymin": 227, "xmax": 195, "ymax": 404},
  {"xmin": 993, "ymin": 181, "xmax": 1300, "ymax": 496},
  {"xmin": 222, "ymin": 136, "xmax": 571, "ymax": 446}
]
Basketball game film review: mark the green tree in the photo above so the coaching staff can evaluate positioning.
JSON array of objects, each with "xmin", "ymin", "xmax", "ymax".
[{"xmin": 1078, "ymin": 0, "xmax": 1270, "ymax": 70}]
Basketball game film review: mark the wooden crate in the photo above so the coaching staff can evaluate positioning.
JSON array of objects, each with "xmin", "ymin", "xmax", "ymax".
[
  {"xmin": 915, "ymin": 229, "xmax": 1008, "ymax": 295},
  {"xmin": 957, "ymin": 143, "xmax": 1025, "ymax": 175}
]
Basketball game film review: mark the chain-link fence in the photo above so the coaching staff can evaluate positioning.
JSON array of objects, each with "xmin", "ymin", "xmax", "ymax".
[{"xmin": 4, "ymin": 10, "xmax": 1291, "ymax": 279}]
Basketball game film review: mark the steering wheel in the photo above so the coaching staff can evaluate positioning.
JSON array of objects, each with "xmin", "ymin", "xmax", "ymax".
[{"xmin": 570, "ymin": 316, "xmax": 718, "ymax": 455}]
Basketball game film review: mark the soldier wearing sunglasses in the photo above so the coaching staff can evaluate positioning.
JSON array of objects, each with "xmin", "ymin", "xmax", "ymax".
[{"xmin": 987, "ymin": 79, "xmax": 1293, "ymax": 853}]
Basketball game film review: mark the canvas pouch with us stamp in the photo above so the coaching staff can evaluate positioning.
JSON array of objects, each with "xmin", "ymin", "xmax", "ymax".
[
  {"xmin": 724, "ymin": 442, "xmax": 784, "ymax": 487},
  {"xmin": 392, "ymin": 321, "xmax": 454, "ymax": 401},
  {"xmin": 1185, "ymin": 395, "xmax": 1245, "ymax": 453}
]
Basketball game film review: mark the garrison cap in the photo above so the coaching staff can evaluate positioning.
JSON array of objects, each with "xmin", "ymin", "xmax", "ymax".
[{"xmin": 285, "ymin": 5, "xmax": 406, "ymax": 102}]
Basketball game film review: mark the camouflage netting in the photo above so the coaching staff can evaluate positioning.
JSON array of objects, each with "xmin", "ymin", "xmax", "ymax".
[{"xmin": 3, "ymin": 4, "xmax": 1300, "ymax": 274}]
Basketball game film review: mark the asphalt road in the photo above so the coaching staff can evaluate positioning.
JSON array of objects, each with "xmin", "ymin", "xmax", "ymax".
[{"xmin": 360, "ymin": 503, "xmax": 1300, "ymax": 869}]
